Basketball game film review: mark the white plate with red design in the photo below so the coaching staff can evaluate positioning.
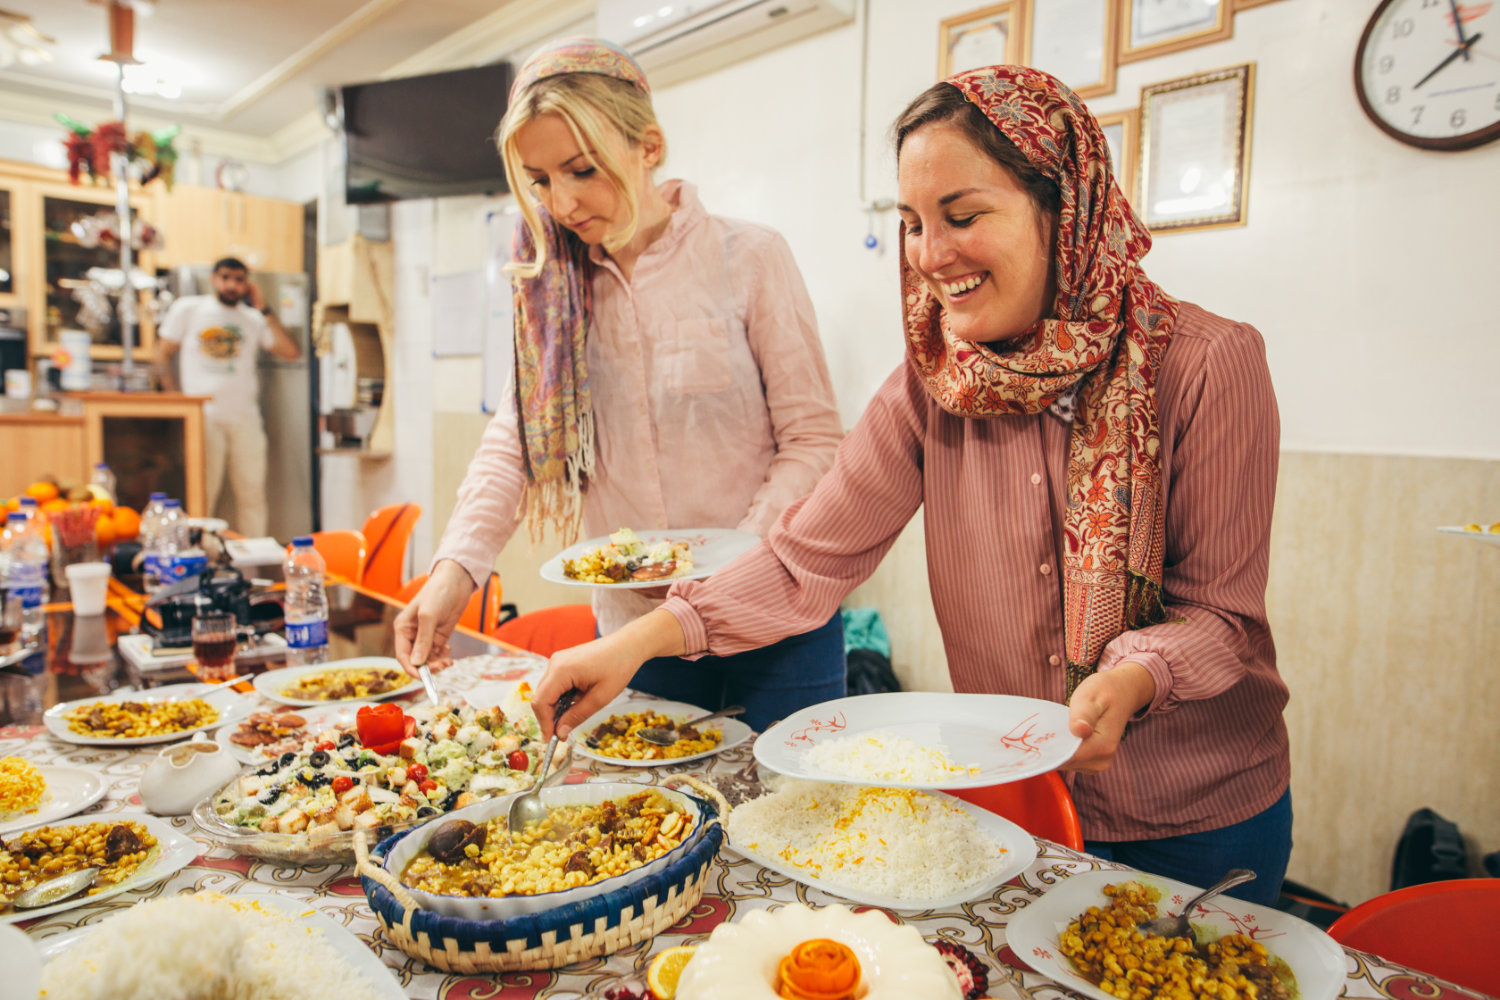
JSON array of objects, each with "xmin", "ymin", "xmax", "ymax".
[
  {"xmin": 1005, "ymin": 869, "xmax": 1345, "ymax": 1000},
  {"xmin": 753, "ymin": 692, "xmax": 1080, "ymax": 790},
  {"xmin": 540, "ymin": 527, "xmax": 761, "ymax": 590}
]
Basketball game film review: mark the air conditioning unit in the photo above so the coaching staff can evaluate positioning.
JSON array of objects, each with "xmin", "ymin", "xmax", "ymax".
[{"xmin": 596, "ymin": 0, "xmax": 855, "ymax": 87}]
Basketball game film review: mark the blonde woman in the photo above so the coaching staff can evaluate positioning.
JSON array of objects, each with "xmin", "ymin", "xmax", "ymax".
[{"xmin": 395, "ymin": 37, "xmax": 846, "ymax": 732}]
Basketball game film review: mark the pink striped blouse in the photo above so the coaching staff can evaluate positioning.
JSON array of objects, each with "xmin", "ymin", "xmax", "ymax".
[{"xmin": 663, "ymin": 302, "xmax": 1290, "ymax": 842}]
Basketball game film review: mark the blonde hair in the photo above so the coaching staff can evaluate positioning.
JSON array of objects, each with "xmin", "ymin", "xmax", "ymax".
[{"xmin": 498, "ymin": 73, "xmax": 666, "ymax": 278}]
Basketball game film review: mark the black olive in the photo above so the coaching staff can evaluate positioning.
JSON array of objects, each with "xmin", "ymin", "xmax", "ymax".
[
  {"xmin": 416, "ymin": 806, "xmax": 438, "ymax": 818},
  {"xmin": 259, "ymin": 787, "xmax": 283, "ymax": 805},
  {"xmin": 309, "ymin": 750, "xmax": 330, "ymax": 768},
  {"xmin": 279, "ymin": 752, "xmax": 297, "ymax": 766},
  {"xmin": 342, "ymin": 756, "xmax": 360, "ymax": 769},
  {"xmin": 255, "ymin": 761, "xmax": 280, "ymax": 777},
  {"xmin": 337, "ymin": 733, "xmax": 356, "ymax": 748}
]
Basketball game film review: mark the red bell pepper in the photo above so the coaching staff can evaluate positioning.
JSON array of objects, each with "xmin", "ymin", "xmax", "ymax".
[{"xmin": 356, "ymin": 703, "xmax": 409, "ymax": 755}]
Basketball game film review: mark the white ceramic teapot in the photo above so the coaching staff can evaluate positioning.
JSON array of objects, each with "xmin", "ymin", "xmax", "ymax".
[{"xmin": 139, "ymin": 736, "xmax": 242, "ymax": 816}]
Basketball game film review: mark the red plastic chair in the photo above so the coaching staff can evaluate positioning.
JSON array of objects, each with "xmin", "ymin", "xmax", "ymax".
[
  {"xmin": 361, "ymin": 502, "xmax": 422, "ymax": 597},
  {"xmin": 489, "ymin": 604, "xmax": 597, "ymax": 657},
  {"xmin": 1327, "ymin": 879, "xmax": 1500, "ymax": 995},
  {"xmin": 287, "ymin": 530, "xmax": 367, "ymax": 583},
  {"xmin": 943, "ymin": 772, "xmax": 1084, "ymax": 851},
  {"xmin": 396, "ymin": 571, "xmax": 505, "ymax": 635}
]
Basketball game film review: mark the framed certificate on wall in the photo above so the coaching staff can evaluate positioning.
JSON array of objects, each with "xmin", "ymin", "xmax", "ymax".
[
  {"xmin": 1019, "ymin": 0, "xmax": 1119, "ymax": 99},
  {"xmin": 939, "ymin": 3, "xmax": 1021, "ymax": 79},
  {"xmin": 1120, "ymin": 0, "xmax": 1232, "ymax": 63},
  {"xmin": 1094, "ymin": 108, "xmax": 1139, "ymax": 204},
  {"xmin": 1137, "ymin": 63, "xmax": 1254, "ymax": 233}
]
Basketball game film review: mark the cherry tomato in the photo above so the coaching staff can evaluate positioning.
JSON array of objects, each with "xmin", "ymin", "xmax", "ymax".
[
  {"xmin": 406, "ymin": 763, "xmax": 428, "ymax": 782},
  {"xmin": 418, "ymin": 778, "xmax": 438, "ymax": 794},
  {"xmin": 314, "ymin": 740, "xmax": 335, "ymax": 752},
  {"xmin": 507, "ymin": 750, "xmax": 529, "ymax": 771},
  {"xmin": 331, "ymin": 776, "xmax": 354, "ymax": 795}
]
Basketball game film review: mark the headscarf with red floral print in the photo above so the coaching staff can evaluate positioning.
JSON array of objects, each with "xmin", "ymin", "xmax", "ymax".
[{"xmin": 901, "ymin": 65, "xmax": 1179, "ymax": 698}]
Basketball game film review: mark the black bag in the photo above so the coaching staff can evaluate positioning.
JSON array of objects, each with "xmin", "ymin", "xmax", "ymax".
[
  {"xmin": 1391, "ymin": 807, "xmax": 1468, "ymax": 890},
  {"xmin": 846, "ymin": 648, "xmax": 901, "ymax": 696}
]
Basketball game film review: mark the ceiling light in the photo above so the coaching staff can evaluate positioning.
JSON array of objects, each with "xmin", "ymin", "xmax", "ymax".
[{"xmin": 0, "ymin": 9, "xmax": 57, "ymax": 69}]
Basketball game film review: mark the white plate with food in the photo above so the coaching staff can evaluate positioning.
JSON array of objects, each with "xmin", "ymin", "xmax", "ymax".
[
  {"xmin": 215, "ymin": 702, "xmax": 370, "ymax": 766},
  {"xmin": 541, "ymin": 526, "xmax": 760, "ymax": 590},
  {"xmin": 755, "ymin": 692, "xmax": 1080, "ymax": 790},
  {"xmin": 252, "ymin": 658, "xmax": 418, "ymax": 707},
  {"xmin": 32, "ymin": 890, "xmax": 406, "ymax": 999},
  {"xmin": 723, "ymin": 780, "xmax": 1037, "ymax": 911},
  {"xmin": 188, "ymin": 516, "xmax": 230, "ymax": 534},
  {"xmin": 0, "ymin": 813, "xmax": 199, "ymax": 925},
  {"xmin": 571, "ymin": 697, "xmax": 754, "ymax": 768},
  {"xmin": 1437, "ymin": 524, "xmax": 1500, "ymax": 545},
  {"xmin": 1005, "ymin": 869, "xmax": 1345, "ymax": 1000},
  {"xmin": 0, "ymin": 762, "xmax": 108, "ymax": 835},
  {"xmin": 42, "ymin": 683, "xmax": 253, "ymax": 747}
]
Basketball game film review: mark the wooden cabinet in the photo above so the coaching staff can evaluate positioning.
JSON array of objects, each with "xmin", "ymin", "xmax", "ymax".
[
  {"xmin": 154, "ymin": 186, "xmax": 303, "ymax": 273},
  {"xmin": 315, "ymin": 235, "xmax": 394, "ymax": 455},
  {"xmin": 0, "ymin": 181, "xmax": 16, "ymax": 307}
]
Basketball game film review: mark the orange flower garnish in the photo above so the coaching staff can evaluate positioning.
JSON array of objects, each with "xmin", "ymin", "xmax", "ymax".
[{"xmin": 776, "ymin": 938, "xmax": 862, "ymax": 1000}]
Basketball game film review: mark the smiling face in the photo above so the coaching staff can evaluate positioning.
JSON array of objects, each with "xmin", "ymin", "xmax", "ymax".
[
  {"xmin": 514, "ymin": 111, "xmax": 656, "ymax": 245},
  {"xmin": 897, "ymin": 123, "xmax": 1057, "ymax": 345}
]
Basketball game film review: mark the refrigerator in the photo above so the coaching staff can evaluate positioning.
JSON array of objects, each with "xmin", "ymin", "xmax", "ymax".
[{"xmin": 164, "ymin": 265, "xmax": 317, "ymax": 542}]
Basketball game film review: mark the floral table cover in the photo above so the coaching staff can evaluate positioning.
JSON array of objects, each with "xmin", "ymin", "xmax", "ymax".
[{"xmin": 0, "ymin": 653, "xmax": 1483, "ymax": 1000}]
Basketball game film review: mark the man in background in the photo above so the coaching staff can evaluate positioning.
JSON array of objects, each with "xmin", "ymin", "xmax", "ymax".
[{"xmin": 155, "ymin": 256, "xmax": 300, "ymax": 537}]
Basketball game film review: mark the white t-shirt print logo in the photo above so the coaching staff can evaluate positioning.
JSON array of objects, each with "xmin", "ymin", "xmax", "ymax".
[{"xmin": 197, "ymin": 324, "xmax": 245, "ymax": 373}]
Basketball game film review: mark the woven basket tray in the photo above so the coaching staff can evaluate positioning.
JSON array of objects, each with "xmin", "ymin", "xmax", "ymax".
[{"xmin": 356, "ymin": 775, "xmax": 728, "ymax": 973}]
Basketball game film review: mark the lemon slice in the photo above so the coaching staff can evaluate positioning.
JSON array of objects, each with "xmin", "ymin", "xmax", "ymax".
[{"xmin": 647, "ymin": 945, "xmax": 697, "ymax": 999}]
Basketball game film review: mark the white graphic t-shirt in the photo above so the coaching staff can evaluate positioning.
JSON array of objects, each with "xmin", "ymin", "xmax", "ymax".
[{"xmin": 158, "ymin": 296, "xmax": 274, "ymax": 423}]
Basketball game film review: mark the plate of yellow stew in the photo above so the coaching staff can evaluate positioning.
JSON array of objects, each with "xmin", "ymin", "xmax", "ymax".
[
  {"xmin": 42, "ymin": 683, "xmax": 252, "ymax": 746},
  {"xmin": 253, "ymin": 658, "xmax": 418, "ymax": 707},
  {"xmin": 572, "ymin": 698, "xmax": 752, "ymax": 768}
]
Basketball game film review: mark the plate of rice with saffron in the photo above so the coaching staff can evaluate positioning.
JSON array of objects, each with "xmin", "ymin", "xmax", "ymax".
[
  {"xmin": 723, "ymin": 777, "xmax": 1037, "ymax": 910},
  {"xmin": 754, "ymin": 692, "xmax": 1080, "ymax": 790},
  {"xmin": 33, "ymin": 891, "xmax": 406, "ymax": 1000}
]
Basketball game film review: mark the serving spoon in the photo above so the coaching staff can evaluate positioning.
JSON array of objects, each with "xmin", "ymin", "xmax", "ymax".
[
  {"xmin": 507, "ymin": 689, "xmax": 577, "ymax": 835},
  {"xmin": 636, "ymin": 705, "xmax": 746, "ymax": 747},
  {"xmin": 8, "ymin": 867, "xmax": 100, "ymax": 910},
  {"xmin": 1137, "ymin": 868, "xmax": 1256, "ymax": 943}
]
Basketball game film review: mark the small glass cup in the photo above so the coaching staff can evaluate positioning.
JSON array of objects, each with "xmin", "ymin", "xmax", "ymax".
[{"xmin": 191, "ymin": 612, "xmax": 239, "ymax": 683}]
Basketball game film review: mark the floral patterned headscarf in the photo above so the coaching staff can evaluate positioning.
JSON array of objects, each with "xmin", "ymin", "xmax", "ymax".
[
  {"xmin": 901, "ymin": 65, "xmax": 1180, "ymax": 697},
  {"xmin": 508, "ymin": 37, "xmax": 651, "ymax": 540}
]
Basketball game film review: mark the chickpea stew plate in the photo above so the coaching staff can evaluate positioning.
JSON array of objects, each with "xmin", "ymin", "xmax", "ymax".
[
  {"xmin": 252, "ymin": 658, "xmax": 418, "ymax": 707},
  {"xmin": 42, "ymin": 684, "xmax": 253, "ymax": 747},
  {"xmin": 571, "ymin": 697, "xmax": 753, "ymax": 768},
  {"xmin": 1004, "ymin": 869, "xmax": 1345, "ymax": 1000}
]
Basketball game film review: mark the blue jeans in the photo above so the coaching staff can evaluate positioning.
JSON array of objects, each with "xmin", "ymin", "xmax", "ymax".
[
  {"xmin": 627, "ymin": 613, "xmax": 845, "ymax": 733},
  {"xmin": 1085, "ymin": 788, "xmax": 1293, "ymax": 907}
]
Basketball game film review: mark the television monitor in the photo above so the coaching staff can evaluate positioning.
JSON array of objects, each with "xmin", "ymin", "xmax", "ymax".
[{"xmin": 341, "ymin": 62, "xmax": 513, "ymax": 203}]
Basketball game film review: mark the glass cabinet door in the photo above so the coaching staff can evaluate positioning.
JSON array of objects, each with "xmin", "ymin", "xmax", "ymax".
[{"xmin": 42, "ymin": 192, "xmax": 153, "ymax": 357}]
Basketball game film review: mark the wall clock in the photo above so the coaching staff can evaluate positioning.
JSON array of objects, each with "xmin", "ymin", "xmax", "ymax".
[{"xmin": 1355, "ymin": 0, "xmax": 1500, "ymax": 150}]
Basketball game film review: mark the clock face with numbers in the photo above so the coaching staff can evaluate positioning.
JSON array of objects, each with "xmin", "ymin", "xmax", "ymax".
[{"xmin": 1355, "ymin": 0, "xmax": 1500, "ymax": 150}]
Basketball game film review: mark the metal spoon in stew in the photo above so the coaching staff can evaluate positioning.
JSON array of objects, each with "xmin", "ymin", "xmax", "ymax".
[
  {"xmin": 1137, "ymin": 868, "xmax": 1256, "ymax": 943},
  {"xmin": 636, "ymin": 705, "xmax": 746, "ymax": 747},
  {"xmin": 507, "ymin": 689, "xmax": 577, "ymax": 835},
  {"xmin": 9, "ymin": 867, "xmax": 100, "ymax": 910}
]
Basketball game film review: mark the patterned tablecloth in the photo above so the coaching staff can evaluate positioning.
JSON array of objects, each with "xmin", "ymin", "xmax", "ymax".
[{"xmin": 0, "ymin": 653, "xmax": 1484, "ymax": 1000}]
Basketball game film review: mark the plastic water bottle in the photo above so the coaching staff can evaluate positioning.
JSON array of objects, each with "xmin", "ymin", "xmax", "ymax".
[
  {"xmin": 140, "ymin": 492, "xmax": 169, "ymax": 594},
  {"xmin": 283, "ymin": 536, "xmax": 329, "ymax": 666},
  {"xmin": 17, "ymin": 496, "xmax": 44, "ymax": 532},
  {"xmin": 90, "ymin": 462, "xmax": 117, "ymax": 502},
  {"xmin": 157, "ymin": 500, "xmax": 188, "ymax": 586},
  {"xmin": 1, "ymin": 511, "xmax": 50, "ymax": 642}
]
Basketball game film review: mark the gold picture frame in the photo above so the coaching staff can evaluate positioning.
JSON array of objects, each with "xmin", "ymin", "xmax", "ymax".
[
  {"xmin": 1119, "ymin": 0, "xmax": 1232, "ymax": 64},
  {"xmin": 1018, "ymin": 0, "xmax": 1120, "ymax": 100},
  {"xmin": 1094, "ymin": 108, "xmax": 1140, "ymax": 206},
  {"xmin": 938, "ymin": 3, "xmax": 1022, "ymax": 80},
  {"xmin": 1137, "ymin": 63, "xmax": 1254, "ymax": 234}
]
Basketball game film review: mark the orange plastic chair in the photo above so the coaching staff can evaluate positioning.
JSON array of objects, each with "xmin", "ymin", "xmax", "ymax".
[
  {"xmin": 396, "ymin": 571, "xmax": 505, "ymax": 635},
  {"xmin": 1327, "ymin": 879, "xmax": 1500, "ymax": 995},
  {"xmin": 287, "ymin": 530, "xmax": 367, "ymax": 583},
  {"xmin": 361, "ymin": 502, "xmax": 423, "ymax": 597},
  {"xmin": 489, "ymin": 604, "xmax": 597, "ymax": 657},
  {"xmin": 943, "ymin": 772, "xmax": 1085, "ymax": 851}
]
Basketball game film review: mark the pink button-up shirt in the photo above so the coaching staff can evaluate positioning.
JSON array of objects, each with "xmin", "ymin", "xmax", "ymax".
[
  {"xmin": 664, "ymin": 302, "xmax": 1290, "ymax": 841},
  {"xmin": 434, "ymin": 180, "xmax": 843, "ymax": 635}
]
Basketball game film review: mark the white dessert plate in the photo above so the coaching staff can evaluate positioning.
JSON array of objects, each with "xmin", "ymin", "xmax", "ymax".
[
  {"xmin": 540, "ymin": 527, "xmax": 760, "ymax": 590},
  {"xmin": 0, "ymin": 766, "xmax": 108, "ymax": 835},
  {"xmin": 571, "ymin": 697, "xmax": 753, "ymax": 768},
  {"xmin": 1005, "ymin": 869, "xmax": 1346, "ymax": 1000},
  {"xmin": 43, "ymin": 683, "xmax": 252, "ymax": 747},
  {"xmin": 1437, "ymin": 525, "xmax": 1500, "ymax": 545},
  {"xmin": 252, "ymin": 657, "xmax": 417, "ymax": 707},
  {"xmin": 755, "ymin": 692, "xmax": 1081, "ymax": 790},
  {"xmin": 0, "ymin": 813, "xmax": 199, "ymax": 925},
  {"xmin": 724, "ymin": 787, "xmax": 1038, "ymax": 911}
]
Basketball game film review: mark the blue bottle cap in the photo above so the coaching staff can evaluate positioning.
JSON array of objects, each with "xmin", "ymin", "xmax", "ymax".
[
  {"xmin": 19, "ymin": 497, "xmax": 37, "ymax": 507},
  {"xmin": 7, "ymin": 511, "xmax": 25, "ymax": 523},
  {"xmin": 149, "ymin": 492, "xmax": 168, "ymax": 501},
  {"xmin": 163, "ymin": 499, "xmax": 182, "ymax": 508},
  {"xmin": 292, "ymin": 535, "xmax": 314, "ymax": 547}
]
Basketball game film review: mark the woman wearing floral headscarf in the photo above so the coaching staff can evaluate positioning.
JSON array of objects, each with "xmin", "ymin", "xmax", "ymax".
[
  {"xmin": 395, "ymin": 38, "xmax": 846, "ymax": 732},
  {"xmin": 537, "ymin": 65, "xmax": 1292, "ymax": 903}
]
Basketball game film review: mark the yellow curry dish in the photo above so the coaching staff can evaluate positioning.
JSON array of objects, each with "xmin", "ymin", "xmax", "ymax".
[
  {"xmin": 278, "ymin": 667, "xmax": 411, "ymax": 702},
  {"xmin": 0, "ymin": 820, "xmax": 159, "ymax": 913},
  {"xmin": 64, "ymin": 698, "xmax": 220, "ymax": 739},
  {"xmin": 585, "ymin": 711, "xmax": 723, "ymax": 761}
]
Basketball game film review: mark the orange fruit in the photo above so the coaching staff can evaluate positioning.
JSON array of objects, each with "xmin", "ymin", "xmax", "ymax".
[
  {"xmin": 112, "ymin": 506, "xmax": 141, "ymax": 541},
  {"xmin": 24, "ymin": 480, "xmax": 59, "ymax": 502},
  {"xmin": 89, "ymin": 496, "xmax": 115, "ymax": 515},
  {"xmin": 3, "ymin": 497, "xmax": 17, "ymax": 512},
  {"xmin": 94, "ymin": 512, "xmax": 118, "ymax": 548},
  {"xmin": 647, "ymin": 946, "xmax": 696, "ymax": 1000},
  {"xmin": 41, "ymin": 497, "xmax": 70, "ymax": 515}
]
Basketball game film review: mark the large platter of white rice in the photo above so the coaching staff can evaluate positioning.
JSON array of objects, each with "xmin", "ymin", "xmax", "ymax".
[
  {"xmin": 35, "ymin": 892, "xmax": 404, "ymax": 1000},
  {"xmin": 755, "ymin": 692, "xmax": 1081, "ymax": 789},
  {"xmin": 724, "ymin": 778, "xmax": 1037, "ymax": 910}
]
